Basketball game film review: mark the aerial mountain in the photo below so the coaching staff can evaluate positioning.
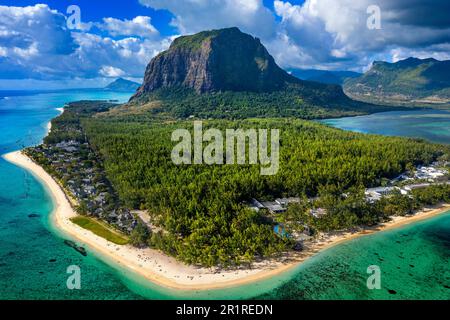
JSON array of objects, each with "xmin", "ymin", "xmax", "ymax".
[
  {"xmin": 105, "ymin": 78, "xmax": 140, "ymax": 92},
  {"xmin": 344, "ymin": 57, "xmax": 450, "ymax": 105},
  {"xmin": 289, "ymin": 69, "xmax": 361, "ymax": 85},
  {"xmin": 132, "ymin": 27, "xmax": 297, "ymax": 97},
  {"xmin": 126, "ymin": 27, "xmax": 388, "ymax": 119}
]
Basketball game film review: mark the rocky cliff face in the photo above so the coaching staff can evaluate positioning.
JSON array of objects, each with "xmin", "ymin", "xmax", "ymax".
[{"xmin": 132, "ymin": 27, "xmax": 299, "ymax": 100}]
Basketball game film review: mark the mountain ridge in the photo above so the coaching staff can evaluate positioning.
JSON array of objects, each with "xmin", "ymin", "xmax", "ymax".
[
  {"xmin": 122, "ymin": 27, "xmax": 400, "ymax": 119},
  {"xmin": 105, "ymin": 78, "xmax": 140, "ymax": 92},
  {"xmin": 344, "ymin": 57, "xmax": 450, "ymax": 106}
]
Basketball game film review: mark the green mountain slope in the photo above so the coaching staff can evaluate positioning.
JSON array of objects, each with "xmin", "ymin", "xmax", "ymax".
[
  {"xmin": 127, "ymin": 27, "xmax": 391, "ymax": 119},
  {"xmin": 344, "ymin": 57, "xmax": 450, "ymax": 106}
]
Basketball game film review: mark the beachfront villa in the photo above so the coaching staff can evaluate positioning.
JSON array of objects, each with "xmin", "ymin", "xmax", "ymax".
[
  {"xmin": 365, "ymin": 187, "xmax": 402, "ymax": 202},
  {"xmin": 261, "ymin": 201, "xmax": 286, "ymax": 214},
  {"xmin": 250, "ymin": 197, "xmax": 329, "ymax": 221},
  {"xmin": 365, "ymin": 163, "xmax": 449, "ymax": 203},
  {"xmin": 250, "ymin": 197, "xmax": 301, "ymax": 214},
  {"xmin": 395, "ymin": 164, "xmax": 448, "ymax": 182},
  {"xmin": 415, "ymin": 166, "xmax": 447, "ymax": 180}
]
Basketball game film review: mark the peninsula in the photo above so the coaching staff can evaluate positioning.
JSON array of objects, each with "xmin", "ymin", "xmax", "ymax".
[
  {"xmin": 4, "ymin": 28, "xmax": 450, "ymax": 290},
  {"xmin": 3, "ymin": 150, "xmax": 450, "ymax": 290}
]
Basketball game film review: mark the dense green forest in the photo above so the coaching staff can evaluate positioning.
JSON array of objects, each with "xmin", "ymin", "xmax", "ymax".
[
  {"xmin": 81, "ymin": 115, "xmax": 449, "ymax": 266},
  {"xmin": 122, "ymin": 86, "xmax": 399, "ymax": 120},
  {"xmin": 84, "ymin": 118, "xmax": 446, "ymax": 206},
  {"xmin": 30, "ymin": 101, "xmax": 450, "ymax": 266}
]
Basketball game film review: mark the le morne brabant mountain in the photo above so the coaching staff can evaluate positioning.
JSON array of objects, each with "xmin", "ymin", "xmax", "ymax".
[
  {"xmin": 344, "ymin": 57, "xmax": 450, "ymax": 106},
  {"xmin": 26, "ymin": 27, "xmax": 450, "ymax": 267},
  {"xmin": 127, "ymin": 27, "xmax": 388, "ymax": 119},
  {"xmin": 105, "ymin": 78, "xmax": 141, "ymax": 92}
]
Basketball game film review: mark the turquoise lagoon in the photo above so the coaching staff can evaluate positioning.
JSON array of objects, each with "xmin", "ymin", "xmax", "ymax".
[
  {"xmin": 1, "ymin": 94, "xmax": 449, "ymax": 300},
  {"xmin": 321, "ymin": 110, "xmax": 450, "ymax": 144}
]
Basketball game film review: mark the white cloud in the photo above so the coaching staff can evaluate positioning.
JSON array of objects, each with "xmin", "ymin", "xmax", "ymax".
[
  {"xmin": 390, "ymin": 44, "xmax": 450, "ymax": 63},
  {"xmin": 1, "ymin": 1, "xmax": 450, "ymax": 86},
  {"xmin": 0, "ymin": 4, "xmax": 79, "ymax": 79},
  {"xmin": 72, "ymin": 33, "xmax": 172, "ymax": 78},
  {"xmin": 100, "ymin": 16, "xmax": 159, "ymax": 38},
  {"xmin": 270, "ymin": 0, "xmax": 450, "ymax": 70},
  {"xmin": 139, "ymin": 0, "xmax": 276, "ymax": 39},
  {"xmin": 99, "ymin": 66, "xmax": 126, "ymax": 77},
  {"xmin": 0, "ymin": 4, "xmax": 77, "ymax": 55},
  {"xmin": 0, "ymin": 4, "xmax": 171, "ymax": 82}
]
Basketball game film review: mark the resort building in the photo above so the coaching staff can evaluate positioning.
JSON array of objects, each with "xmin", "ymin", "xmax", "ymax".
[
  {"xmin": 415, "ymin": 166, "xmax": 447, "ymax": 181},
  {"xmin": 364, "ymin": 186, "xmax": 402, "ymax": 202},
  {"xmin": 250, "ymin": 197, "xmax": 300, "ymax": 214},
  {"xmin": 275, "ymin": 197, "xmax": 300, "ymax": 207},
  {"xmin": 309, "ymin": 208, "xmax": 327, "ymax": 218},
  {"xmin": 261, "ymin": 201, "xmax": 287, "ymax": 214},
  {"xmin": 249, "ymin": 198, "xmax": 265, "ymax": 212}
]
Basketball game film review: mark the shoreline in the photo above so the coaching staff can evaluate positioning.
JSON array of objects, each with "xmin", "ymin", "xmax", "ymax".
[
  {"xmin": 3, "ymin": 150, "xmax": 450, "ymax": 291},
  {"xmin": 45, "ymin": 107, "xmax": 64, "ymax": 136}
]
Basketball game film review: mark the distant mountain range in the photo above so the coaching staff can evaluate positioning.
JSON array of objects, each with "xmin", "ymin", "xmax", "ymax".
[
  {"xmin": 289, "ymin": 69, "xmax": 361, "ymax": 85},
  {"xmin": 105, "ymin": 78, "xmax": 140, "ymax": 92},
  {"xmin": 127, "ymin": 27, "xmax": 388, "ymax": 119},
  {"xmin": 344, "ymin": 57, "xmax": 450, "ymax": 106}
]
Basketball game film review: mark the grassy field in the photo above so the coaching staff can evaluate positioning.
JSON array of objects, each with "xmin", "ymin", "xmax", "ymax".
[{"xmin": 70, "ymin": 216, "xmax": 129, "ymax": 245}]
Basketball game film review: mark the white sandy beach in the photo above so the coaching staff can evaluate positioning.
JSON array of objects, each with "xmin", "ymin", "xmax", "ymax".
[
  {"xmin": 45, "ymin": 108, "xmax": 63, "ymax": 135},
  {"xmin": 3, "ymin": 150, "xmax": 450, "ymax": 290},
  {"xmin": 46, "ymin": 122, "xmax": 52, "ymax": 134}
]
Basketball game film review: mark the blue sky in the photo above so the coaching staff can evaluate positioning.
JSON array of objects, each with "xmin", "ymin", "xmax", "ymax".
[
  {"xmin": 0, "ymin": 0, "xmax": 449, "ymax": 89},
  {"xmin": 1, "ymin": 0, "xmax": 177, "ymax": 35}
]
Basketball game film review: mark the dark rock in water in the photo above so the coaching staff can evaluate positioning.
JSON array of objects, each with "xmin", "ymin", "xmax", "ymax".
[
  {"xmin": 444, "ymin": 285, "xmax": 450, "ymax": 289},
  {"xmin": 49, "ymin": 259, "xmax": 57, "ymax": 263},
  {"xmin": 388, "ymin": 289, "xmax": 397, "ymax": 295},
  {"xmin": 28, "ymin": 213, "xmax": 40, "ymax": 218},
  {"xmin": 64, "ymin": 240, "xmax": 75, "ymax": 247},
  {"xmin": 64, "ymin": 240, "xmax": 87, "ymax": 257},
  {"xmin": 78, "ymin": 247, "xmax": 87, "ymax": 256}
]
